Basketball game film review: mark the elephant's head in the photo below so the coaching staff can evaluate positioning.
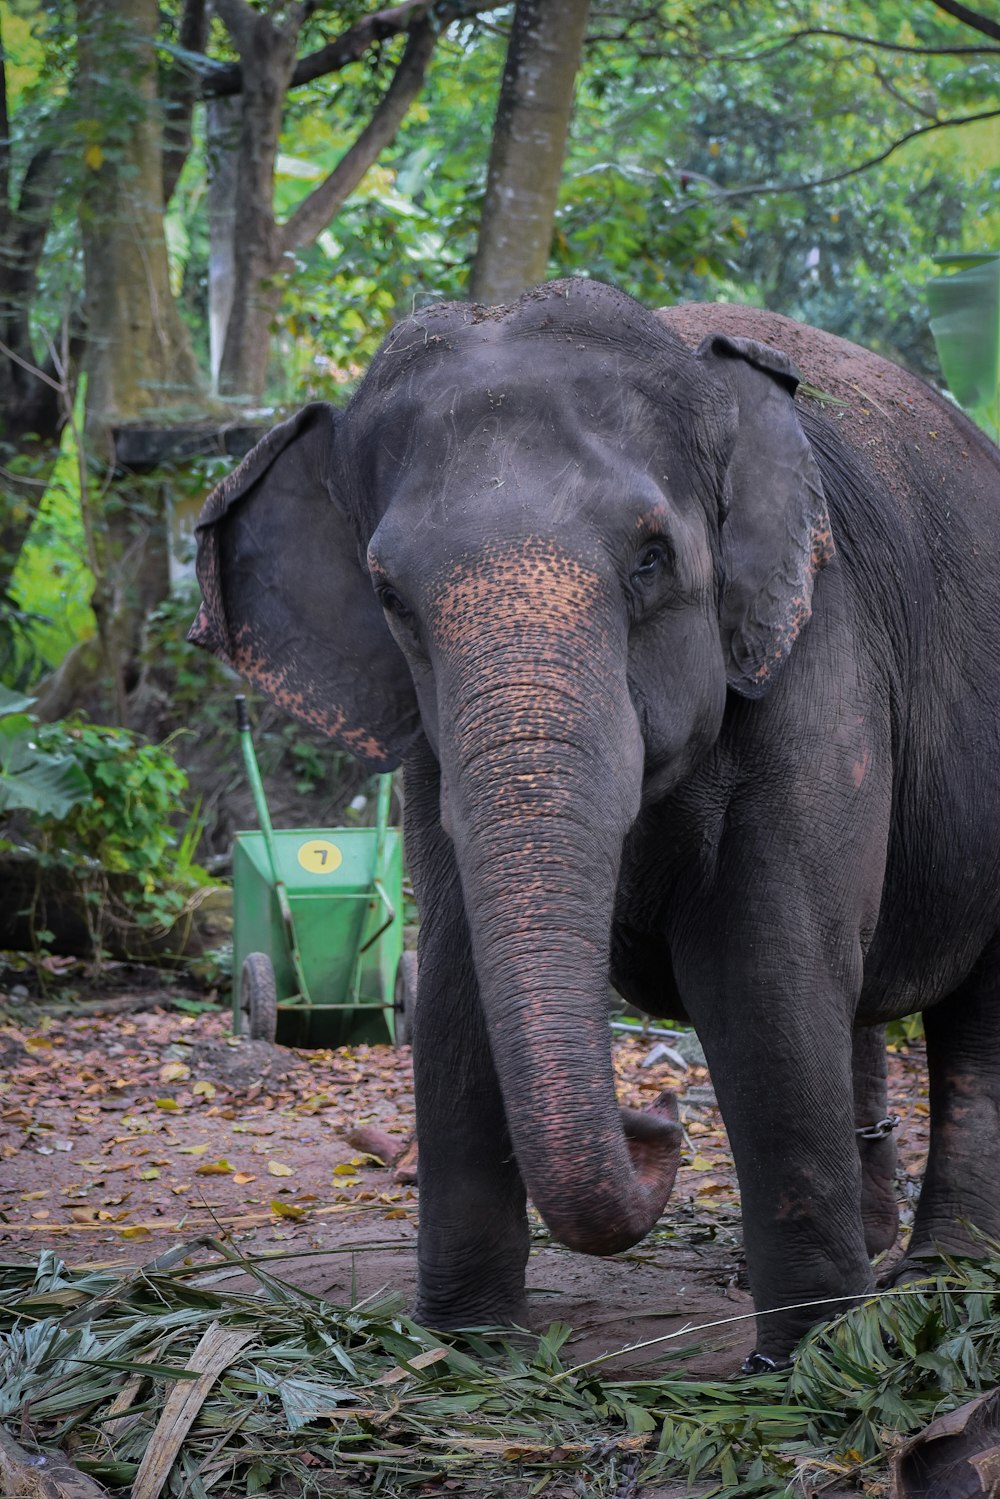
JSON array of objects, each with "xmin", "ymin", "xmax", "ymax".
[{"xmin": 190, "ymin": 279, "xmax": 831, "ymax": 1255}]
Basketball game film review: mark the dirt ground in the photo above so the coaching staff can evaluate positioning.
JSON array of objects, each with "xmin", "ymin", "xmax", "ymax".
[
  {"xmin": 0, "ymin": 964, "xmax": 932, "ymax": 1495},
  {"xmin": 0, "ymin": 965, "xmax": 930, "ymax": 1369}
]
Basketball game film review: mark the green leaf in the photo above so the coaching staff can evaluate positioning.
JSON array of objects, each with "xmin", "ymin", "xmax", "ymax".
[
  {"xmin": 0, "ymin": 722, "xmax": 89, "ymax": 819},
  {"xmin": 927, "ymin": 253, "xmax": 1000, "ymax": 439},
  {"xmin": 0, "ymin": 685, "xmax": 37, "ymax": 715}
]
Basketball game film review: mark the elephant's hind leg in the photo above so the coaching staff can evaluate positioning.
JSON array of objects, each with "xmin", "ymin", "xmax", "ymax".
[
  {"xmin": 903, "ymin": 979, "xmax": 1000, "ymax": 1267},
  {"xmin": 852, "ymin": 1024, "xmax": 900, "ymax": 1258}
]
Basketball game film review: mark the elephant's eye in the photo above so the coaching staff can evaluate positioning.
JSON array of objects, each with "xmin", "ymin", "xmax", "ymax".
[
  {"xmin": 632, "ymin": 541, "xmax": 668, "ymax": 580},
  {"xmin": 378, "ymin": 586, "xmax": 411, "ymax": 620}
]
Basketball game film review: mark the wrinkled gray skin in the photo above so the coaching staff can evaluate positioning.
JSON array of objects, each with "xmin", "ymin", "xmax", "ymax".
[{"xmin": 190, "ymin": 279, "xmax": 1000, "ymax": 1367}]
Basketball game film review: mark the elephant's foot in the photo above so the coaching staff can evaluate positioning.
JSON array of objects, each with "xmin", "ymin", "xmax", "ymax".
[
  {"xmin": 415, "ymin": 1190, "xmax": 531, "ymax": 1332},
  {"xmin": 744, "ymin": 1257, "xmax": 880, "ymax": 1373},
  {"xmin": 415, "ymin": 1287, "xmax": 530, "ymax": 1333},
  {"xmin": 742, "ymin": 1350, "xmax": 794, "ymax": 1376},
  {"xmin": 886, "ymin": 1225, "xmax": 994, "ymax": 1286},
  {"xmin": 415, "ymin": 1262, "xmax": 529, "ymax": 1332}
]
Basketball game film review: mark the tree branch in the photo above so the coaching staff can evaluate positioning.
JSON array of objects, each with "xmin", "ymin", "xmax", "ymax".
[
  {"xmin": 211, "ymin": 0, "xmax": 260, "ymax": 55},
  {"xmin": 279, "ymin": 16, "xmax": 438, "ymax": 257},
  {"xmin": 584, "ymin": 26, "xmax": 1000, "ymax": 63},
  {"xmin": 205, "ymin": 0, "xmax": 498, "ymax": 97},
  {"xmin": 278, "ymin": 0, "xmax": 319, "ymax": 43},
  {"xmin": 0, "ymin": 333, "xmax": 63, "ymax": 393},
  {"xmin": 700, "ymin": 108, "xmax": 1000, "ymax": 207},
  {"xmin": 927, "ymin": 0, "xmax": 1000, "ymax": 42},
  {"xmin": 162, "ymin": 0, "xmax": 210, "ymax": 204},
  {"xmin": 871, "ymin": 62, "xmax": 940, "ymax": 122}
]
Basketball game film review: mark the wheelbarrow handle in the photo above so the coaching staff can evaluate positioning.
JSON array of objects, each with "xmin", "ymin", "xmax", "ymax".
[{"xmin": 233, "ymin": 691, "xmax": 314, "ymax": 1008}]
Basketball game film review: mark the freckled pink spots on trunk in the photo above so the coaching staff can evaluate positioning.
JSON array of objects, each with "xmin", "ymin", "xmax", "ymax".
[{"xmin": 430, "ymin": 537, "xmax": 603, "ymax": 644}]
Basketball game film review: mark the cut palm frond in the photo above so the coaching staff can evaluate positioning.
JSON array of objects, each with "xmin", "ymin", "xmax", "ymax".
[{"xmin": 1, "ymin": 1239, "xmax": 998, "ymax": 1497}]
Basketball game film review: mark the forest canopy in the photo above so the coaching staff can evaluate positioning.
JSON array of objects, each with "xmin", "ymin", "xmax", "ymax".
[{"xmin": 0, "ymin": 0, "xmax": 997, "ymax": 917}]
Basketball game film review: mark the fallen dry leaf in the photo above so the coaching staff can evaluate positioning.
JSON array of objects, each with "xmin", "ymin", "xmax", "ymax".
[
  {"xmin": 376, "ymin": 1347, "xmax": 449, "ymax": 1386},
  {"xmin": 271, "ymin": 1200, "xmax": 306, "ymax": 1220}
]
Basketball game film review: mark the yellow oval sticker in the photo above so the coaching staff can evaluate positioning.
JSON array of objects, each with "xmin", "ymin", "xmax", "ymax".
[{"xmin": 297, "ymin": 839, "xmax": 343, "ymax": 875}]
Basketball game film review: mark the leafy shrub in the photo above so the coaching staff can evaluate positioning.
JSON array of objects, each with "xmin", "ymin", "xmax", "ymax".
[
  {"xmin": 0, "ymin": 686, "xmax": 89, "ymax": 820},
  {"xmin": 36, "ymin": 720, "xmax": 207, "ymax": 928},
  {"xmin": 0, "ymin": 692, "xmax": 210, "ymax": 955}
]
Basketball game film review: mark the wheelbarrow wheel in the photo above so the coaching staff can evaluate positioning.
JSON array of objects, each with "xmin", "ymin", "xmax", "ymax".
[
  {"xmin": 240, "ymin": 952, "xmax": 278, "ymax": 1043},
  {"xmin": 393, "ymin": 951, "xmax": 418, "ymax": 1047}
]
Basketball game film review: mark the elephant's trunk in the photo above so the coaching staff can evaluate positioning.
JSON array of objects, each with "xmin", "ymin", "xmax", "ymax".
[{"xmin": 431, "ymin": 545, "xmax": 681, "ymax": 1255}]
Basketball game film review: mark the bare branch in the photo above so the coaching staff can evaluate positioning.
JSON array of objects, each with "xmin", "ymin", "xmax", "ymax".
[
  {"xmin": 278, "ymin": 1, "xmax": 319, "ymax": 43},
  {"xmin": 871, "ymin": 62, "xmax": 940, "ymax": 122},
  {"xmin": 279, "ymin": 16, "xmax": 438, "ymax": 257},
  {"xmin": 162, "ymin": 0, "xmax": 210, "ymax": 204},
  {"xmin": 0, "ymin": 334, "xmax": 63, "ymax": 393},
  {"xmin": 927, "ymin": 0, "xmax": 1000, "ymax": 42},
  {"xmin": 211, "ymin": 0, "xmax": 260, "ymax": 55},
  {"xmin": 700, "ymin": 108, "xmax": 1000, "ymax": 207},
  {"xmin": 585, "ymin": 25, "xmax": 1000, "ymax": 63},
  {"xmin": 205, "ymin": 0, "xmax": 498, "ymax": 97}
]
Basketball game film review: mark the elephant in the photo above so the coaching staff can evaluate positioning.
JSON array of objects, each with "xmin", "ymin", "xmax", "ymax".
[{"xmin": 189, "ymin": 277, "xmax": 1000, "ymax": 1369}]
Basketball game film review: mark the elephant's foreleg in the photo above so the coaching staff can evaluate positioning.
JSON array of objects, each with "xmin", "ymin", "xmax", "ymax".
[
  {"xmin": 680, "ymin": 942, "xmax": 872, "ymax": 1366},
  {"xmin": 405, "ymin": 754, "xmax": 530, "ymax": 1329},
  {"xmin": 852, "ymin": 1024, "xmax": 899, "ymax": 1258},
  {"xmin": 904, "ymin": 981, "xmax": 1000, "ymax": 1265}
]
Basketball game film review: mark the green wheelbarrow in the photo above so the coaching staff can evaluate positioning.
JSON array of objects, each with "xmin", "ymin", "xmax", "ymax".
[{"xmin": 231, "ymin": 695, "xmax": 415, "ymax": 1049}]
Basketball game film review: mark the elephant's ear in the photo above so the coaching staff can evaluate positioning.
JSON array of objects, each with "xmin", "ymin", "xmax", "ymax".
[
  {"xmin": 187, "ymin": 402, "xmax": 420, "ymax": 771},
  {"xmin": 695, "ymin": 333, "xmax": 834, "ymax": 699}
]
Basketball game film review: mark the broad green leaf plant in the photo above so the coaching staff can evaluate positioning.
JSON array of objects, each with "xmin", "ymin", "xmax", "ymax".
[
  {"xmin": 0, "ymin": 686, "xmax": 89, "ymax": 821},
  {"xmin": 927, "ymin": 252, "xmax": 1000, "ymax": 441}
]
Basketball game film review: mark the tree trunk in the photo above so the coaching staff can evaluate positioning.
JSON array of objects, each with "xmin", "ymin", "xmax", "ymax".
[
  {"xmin": 212, "ymin": 5, "xmax": 438, "ymax": 403},
  {"xmin": 74, "ymin": 0, "xmax": 207, "ymax": 721},
  {"xmin": 468, "ymin": 0, "xmax": 591, "ymax": 305},
  {"xmin": 207, "ymin": 96, "xmax": 242, "ymax": 395},
  {"xmin": 77, "ymin": 0, "xmax": 203, "ymax": 432},
  {"xmin": 214, "ymin": 3, "xmax": 296, "ymax": 401}
]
